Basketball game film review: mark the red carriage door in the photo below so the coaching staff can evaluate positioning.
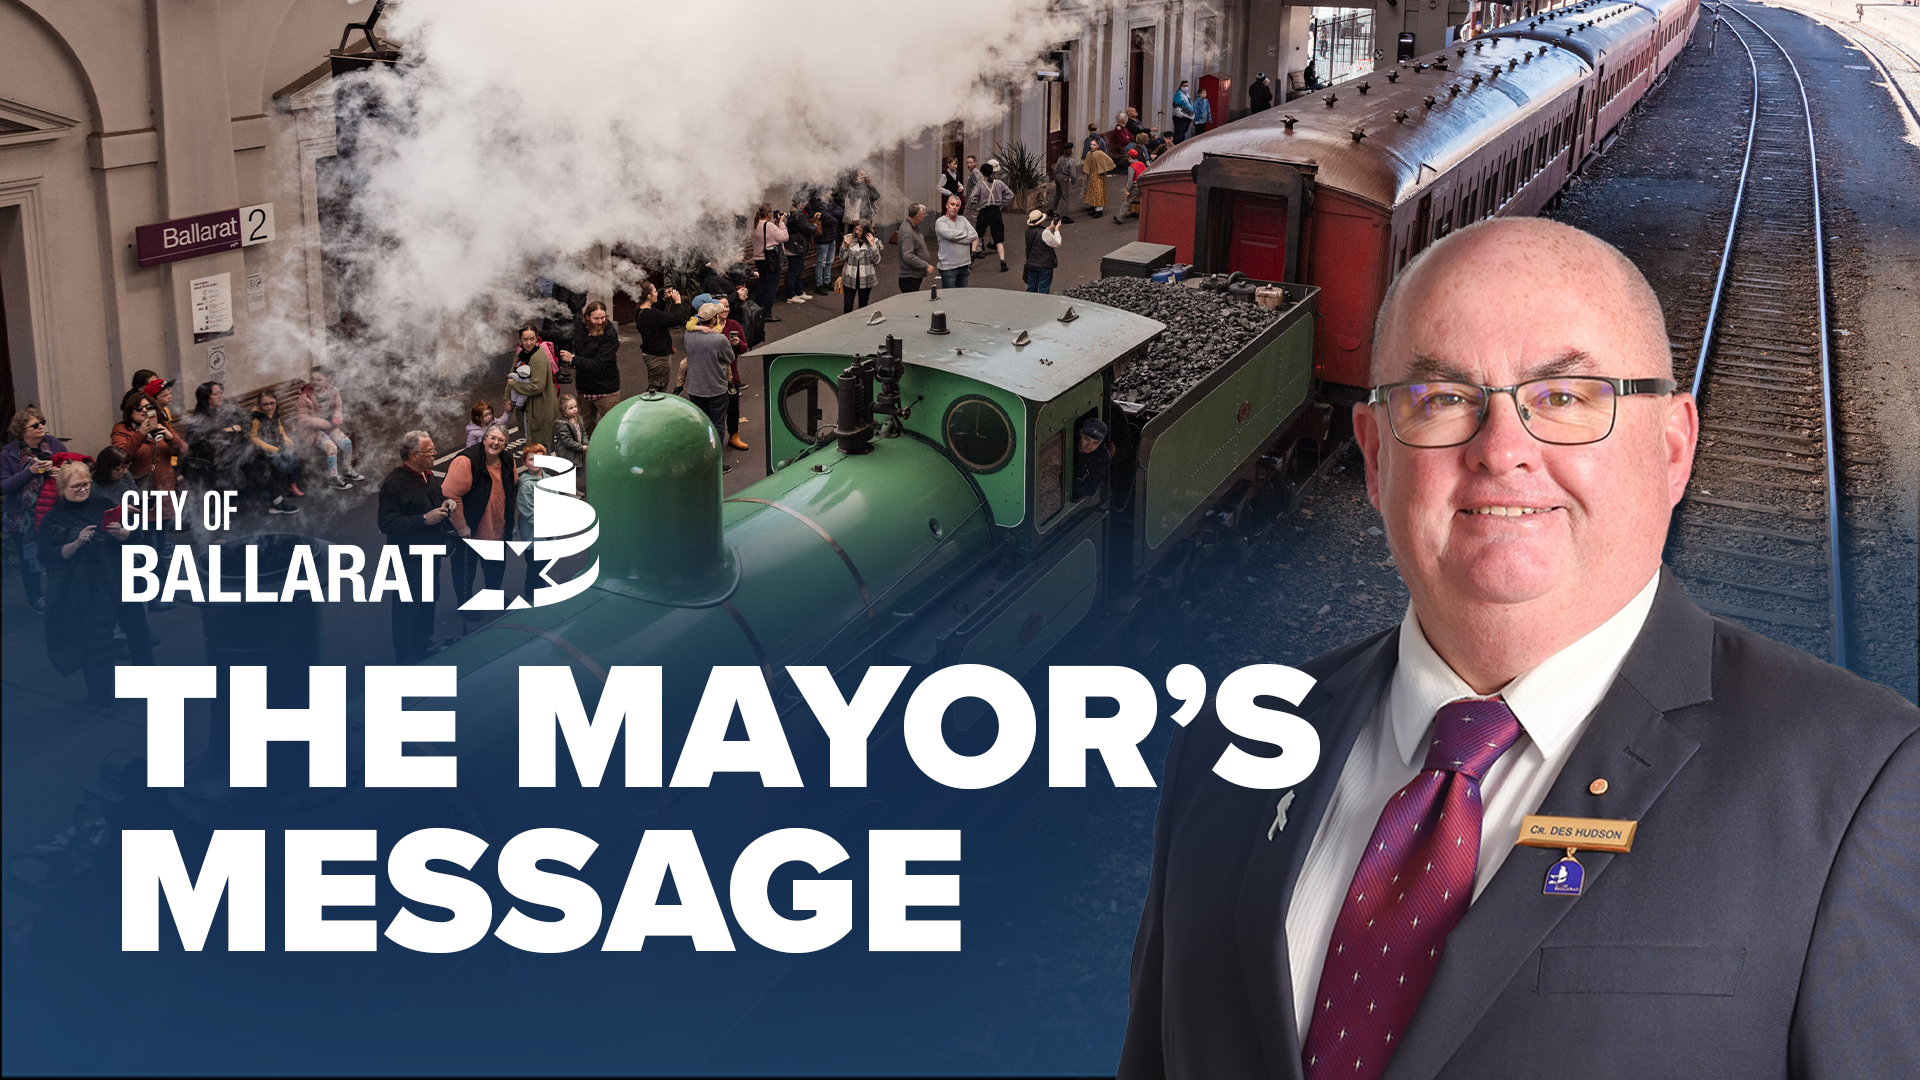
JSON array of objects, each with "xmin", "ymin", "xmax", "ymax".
[{"xmin": 1225, "ymin": 191, "xmax": 1289, "ymax": 282}]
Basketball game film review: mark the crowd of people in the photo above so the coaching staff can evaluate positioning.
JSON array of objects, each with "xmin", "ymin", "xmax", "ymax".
[
  {"xmin": 6, "ymin": 147, "xmax": 1152, "ymax": 692},
  {"xmin": 1, "ymin": 363, "xmax": 373, "ymax": 705}
]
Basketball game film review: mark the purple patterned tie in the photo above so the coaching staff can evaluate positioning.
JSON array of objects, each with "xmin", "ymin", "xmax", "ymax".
[{"xmin": 1300, "ymin": 698, "xmax": 1523, "ymax": 1080}]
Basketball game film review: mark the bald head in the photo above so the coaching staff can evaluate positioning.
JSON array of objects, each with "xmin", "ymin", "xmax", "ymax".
[{"xmin": 1372, "ymin": 218, "xmax": 1670, "ymax": 385}]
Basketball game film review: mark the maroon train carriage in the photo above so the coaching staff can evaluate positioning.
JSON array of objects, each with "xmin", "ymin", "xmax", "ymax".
[{"xmin": 1134, "ymin": 0, "xmax": 1701, "ymax": 395}]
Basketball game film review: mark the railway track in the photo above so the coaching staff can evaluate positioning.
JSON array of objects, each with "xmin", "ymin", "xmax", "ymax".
[{"xmin": 1664, "ymin": 3, "xmax": 1848, "ymax": 666}]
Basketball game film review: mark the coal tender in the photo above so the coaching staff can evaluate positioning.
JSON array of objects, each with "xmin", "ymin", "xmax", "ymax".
[{"xmin": 1066, "ymin": 268, "xmax": 1318, "ymax": 573}]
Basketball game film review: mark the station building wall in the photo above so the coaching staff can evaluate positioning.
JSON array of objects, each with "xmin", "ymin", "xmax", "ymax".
[{"xmin": 0, "ymin": 0, "xmax": 360, "ymax": 442}]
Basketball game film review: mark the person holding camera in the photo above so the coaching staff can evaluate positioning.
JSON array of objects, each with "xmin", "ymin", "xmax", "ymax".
[
  {"xmin": 842, "ymin": 170, "xmax": 881, "ymax": 231},
  {"xmin": 111, "ymin": 391, "xmax": 188, "ymax": 503},
  {"xmin": 840, "ymin": 219, "xmax": 883, "ymax": 312},
  {"xmin": 1023, "ymin": 210, "xmax": 1063, "ymax": 294},
  {"xmin": 633, "ymin": 283, "xmax": 690, "ymax": 393},
  {"xmin": 2, "ymin": 407, "xmax": 66, "ymax": 613},
  {"xmin": 37, "ymin": 459, "xmax": 151, "ymax": 707}
]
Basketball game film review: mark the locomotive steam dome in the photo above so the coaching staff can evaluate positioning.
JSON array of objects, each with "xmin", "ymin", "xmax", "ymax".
[{"xmin": 588, "ymin": 391, "xmax": 739, "ymax": 606}]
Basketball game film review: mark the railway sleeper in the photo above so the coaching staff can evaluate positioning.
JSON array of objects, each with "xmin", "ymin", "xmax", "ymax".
[
  {"xmin": 1681, "ymin": 518, "xmax": 1825, "ymax": 544},
  {"xmin": 1711, "ymin": 377, "xmax": 1818, "ymax": 395},
  {"xmin": 1693, "ymin": 597, "xmax": 1824, "ymax": 629},
  {"xmin": 1686, "ymin": 494, "xmax": 1822, "ymax": 520},
  {"xmin": 1700, "ymin": 422, "xmax": 1817, "ymax": 442},
  {"xmin": 1672, "ymin": 540, "xmax": 1828, "ymax": 570},
  {"xmin": 1705, "ymin": 434, "xmax": 1824, "ymax": 455},
  {"xmin": 1675, "ymin": 569, "xmax": 1825, "ymax": 602},
  {"xmin": 1699, "ymin": 451, "xmax": 1824, "ymax": 473}
]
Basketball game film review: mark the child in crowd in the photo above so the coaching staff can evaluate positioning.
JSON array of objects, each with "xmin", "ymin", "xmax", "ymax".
[
  {"xmin": 465, "ymin": 402, "xmax": 494, "ymax": 448},
  {"xmin": 516, "ymin": 443, "xmax": 544, "ymax": 543},
  {"xmin": 508, "ymin": 359, "xmax": 533, "ymax": 425},
  {"xmin": 551, "ymin": 395, "xmax": 588, "ymax": 482}
]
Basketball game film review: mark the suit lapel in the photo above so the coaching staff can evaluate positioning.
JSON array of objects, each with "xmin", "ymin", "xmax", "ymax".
[
  {"xmin": 1237, "ymin": 629, "xmax": 1400, "ymax": 1080},
  {"xmin": 1380, "ymin": 572, "xmax": 1715, "ymax": 1080}
]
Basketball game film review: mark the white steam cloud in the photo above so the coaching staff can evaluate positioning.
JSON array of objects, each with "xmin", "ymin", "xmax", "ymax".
[{"xmin": 329, "ymin": 0, "xmax": 1077, "ymax": 366}]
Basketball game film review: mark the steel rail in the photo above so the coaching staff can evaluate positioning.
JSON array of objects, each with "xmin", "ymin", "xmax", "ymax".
[
  {"xmin": 1691, "ymin": 3, "xmax": 1760, "ymax": 402},
  {"xmin": 1715, "ymin": 2, "xmax": 1847, "ymax": 667}
]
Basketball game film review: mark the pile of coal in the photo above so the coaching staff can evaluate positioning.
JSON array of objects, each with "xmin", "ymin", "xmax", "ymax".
[{"xmin": 1064, "ymin": 277, "xmax": 1284, "ymax": 409}]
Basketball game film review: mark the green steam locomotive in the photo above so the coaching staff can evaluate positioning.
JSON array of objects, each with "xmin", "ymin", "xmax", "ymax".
[{"xmin": 454, "ymin": 284, "xmax": 1318, "ymax": 690}]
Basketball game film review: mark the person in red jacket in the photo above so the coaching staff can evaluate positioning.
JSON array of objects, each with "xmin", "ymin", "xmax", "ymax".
[{"xmin": 110, "ymin": 392, "xmax": 187, "ymax": 515}]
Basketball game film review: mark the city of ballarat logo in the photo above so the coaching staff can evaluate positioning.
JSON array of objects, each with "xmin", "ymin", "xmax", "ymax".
[{"xmin": 459, "ymin": 454, "xmax": 598, "ymax": 611}]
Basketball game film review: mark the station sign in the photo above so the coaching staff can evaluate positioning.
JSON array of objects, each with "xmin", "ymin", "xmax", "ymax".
[{"xmin": 135, "ymin": 202, "xmax": 275, "ymax": 268}]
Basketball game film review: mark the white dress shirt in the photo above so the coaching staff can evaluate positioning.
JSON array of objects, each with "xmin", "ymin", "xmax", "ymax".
[{"xmin": 1284, "ymin": 572, "xmax": 1662, "ymax": 1036}]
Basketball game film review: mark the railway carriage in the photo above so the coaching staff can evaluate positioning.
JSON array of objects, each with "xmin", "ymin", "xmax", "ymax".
[{"xmin": 1135, "ymin": 0, "xmax": 1701, "ymax": 392}]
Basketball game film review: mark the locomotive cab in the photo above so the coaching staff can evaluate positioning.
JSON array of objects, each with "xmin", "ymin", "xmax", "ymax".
[
  {"xmin": 755, "ymin": 290, "xmax": 1160, "ymax": 559},
  {"xmin": 750, "ymin": 290, "xmax": 1162, "ymax": 667}
]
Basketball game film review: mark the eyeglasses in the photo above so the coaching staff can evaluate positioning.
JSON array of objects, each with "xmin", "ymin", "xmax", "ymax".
[{"xmin": 1367, "ymin": 376, "xmax": 1675, "ymax": 448}]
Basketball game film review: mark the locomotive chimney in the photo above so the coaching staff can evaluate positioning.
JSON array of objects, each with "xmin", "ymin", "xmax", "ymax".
[{"xmin": 586, "ymin": 392, "xmax": 739, "ymax": 606}]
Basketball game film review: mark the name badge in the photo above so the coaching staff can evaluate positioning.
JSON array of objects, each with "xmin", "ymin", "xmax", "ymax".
[
  {"xmin": 1516, "ymin": 815, "xmax": 1637, "ymax": 898},
  {"xmin": 1515, "ymin": 815, "xmax": 1637, "ymax": 853}
]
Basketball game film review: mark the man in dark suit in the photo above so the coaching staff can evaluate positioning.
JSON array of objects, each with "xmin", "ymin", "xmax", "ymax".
[{"xmin": 1120, "ymin": 219, "xmax": 1918, "ymax": 1080}]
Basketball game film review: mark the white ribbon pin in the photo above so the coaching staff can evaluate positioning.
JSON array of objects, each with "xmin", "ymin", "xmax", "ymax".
[{"xmin": 1267, "ymin": 790, "xmax": 1297, "ymax": 841}]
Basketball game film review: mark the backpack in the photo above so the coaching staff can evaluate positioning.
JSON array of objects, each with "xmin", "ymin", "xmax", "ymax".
[{"xmin": 740, "ymin": 300, "xmax": 767, "ymax": 348}]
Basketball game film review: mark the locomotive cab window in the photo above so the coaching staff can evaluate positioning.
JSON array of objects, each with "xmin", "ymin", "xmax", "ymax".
[
  {"xmin": 779, "ymin": 370, "xmax": 840, "ymax": 444},
  {"xmin": 944, "ymin": 395, "xmax": 1016, "ymax": 473}
]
